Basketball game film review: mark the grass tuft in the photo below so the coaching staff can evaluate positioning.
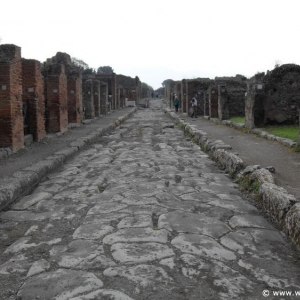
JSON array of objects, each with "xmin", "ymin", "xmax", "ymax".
[
  {"xmin": 263, "ymin": 125, "xmax": 298, "ymax": 141},
  {"xmin": 229, "ymin": 116, "xmax": 245, "ymax": 123}
]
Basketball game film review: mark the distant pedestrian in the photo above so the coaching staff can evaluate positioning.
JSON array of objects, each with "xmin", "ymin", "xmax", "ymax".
[
  {"xmin": 173, "ymin": 96, "xmax": 180, "ymax": 113},
  {"xmin": 190, "ymin": 96, "xmax": 198, "ymax": 118},
  {"xmin": 151, "ymin": 92, "xmax": 154, "ymax": 98}
]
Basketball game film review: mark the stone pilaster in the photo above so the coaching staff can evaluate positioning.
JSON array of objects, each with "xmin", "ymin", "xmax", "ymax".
[{"xmin": 0, "ymin": 44, "xmax": 24, "ymax": 151}]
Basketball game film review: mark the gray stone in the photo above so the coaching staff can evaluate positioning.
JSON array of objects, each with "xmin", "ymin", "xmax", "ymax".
[
  {"xmin": 103, "ymin": 228, "xmax": 169, "ymax": 245},
  {"xmin": 17, "ymin": 269, "xmax": 103, "ymax": 300},
  {"xmin": 172, "ymin": 233, "xmax": 236, "ymax": 261},
  {"xmin": 111, "ymin": 242, "xmax": 174, "ymax": 263},
  {"xmin": 158, "ymin": 211, "xmax": 230, "ymax": 238}
]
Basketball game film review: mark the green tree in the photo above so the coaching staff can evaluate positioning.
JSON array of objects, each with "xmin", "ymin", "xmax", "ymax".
[
  {"xmin": 71, "ymin": 57, "xmax": 89, "ymax": 69},
  {"xmin": 161, "ymin": 79, "xmax": 175, "ymax": 87},
  {"xmin": 141, "ymin": 82, "xmax": 153, "ymax": 91},
  {"xmin": 97, "ymin": 66, "xmax": 114, "ymax": 74}
]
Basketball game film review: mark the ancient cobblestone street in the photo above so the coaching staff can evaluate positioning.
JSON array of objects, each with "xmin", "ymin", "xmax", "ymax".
[{"xmin": 0, "ymin": 100, "xmax": 300, "ymax": 300}]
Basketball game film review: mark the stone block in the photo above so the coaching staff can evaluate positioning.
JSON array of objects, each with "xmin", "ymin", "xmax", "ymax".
[
  {"xmin": 285, "ymin": 203, "xmax": 300, "ymax": 248},
  {"xmin": 259, "ymin": 183, "xmax": 297, "ymax": 228}
]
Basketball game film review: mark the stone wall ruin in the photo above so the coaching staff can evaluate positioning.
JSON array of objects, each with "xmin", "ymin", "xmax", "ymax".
[{"xmin": 0, "ymin": 44, "xmax": 143, "ymax": 152}]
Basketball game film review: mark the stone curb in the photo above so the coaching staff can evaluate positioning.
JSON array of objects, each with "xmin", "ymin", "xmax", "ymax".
[
  {"xmin": 0, "ymin": 108, "xmax": 137, "ymax": 211},
  {"xmin": 165, "ymin": 108, "xmax": 300, "ymax": 249},
  {"xmin": 210, "ymin": 118, "xmax": 298, "ymax": 149}
]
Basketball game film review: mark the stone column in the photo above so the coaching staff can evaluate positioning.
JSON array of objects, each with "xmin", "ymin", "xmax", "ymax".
[
  {"xmin": 204, "ymin": 91, "xmax": 209, "ymax": 116},
  {"xmin": 44, "ymin": 64, "xmax": 68, "ymax": 133},
  {"xmin": 82, "ymin": 79, "xmax": 94, "ymax": 119},
  {"xmin": 93, "ymin": 80, "xmax": 101, "ymax": 117},
  {"xmin": 111, "ymin": 73, "xmax": 117, "ymax": 110},
  {"xmin": 22, "ymin": 59, "xmax": 46, "ymax": 141},
  {"xmin": 245, "ymin": 73, "xmax": 265, "ymax": 129},
  {"xmin": 101, "ymin": 82, "xmax": 108, "ymax": 115},
  {"xmin": 298, "ymin": 110, "xmax": 300, "ymax": 146},
  {"xmin": 209, "ymin": 86, "xmax": 218, "ymax": 118},
  {"xmin": 218, "ymin": 83, "xmax": 229, "ymax": 120},
  {"xmin": 67, "ymin": 72, "xmax": 83, "ymax": 124},
  {"xmin": 181, "ymin": 80, "xmax": 187, "ymax": 114},
  {"xmin": 0, "ymin": 44, "xmax": 24, "ymax": 151}
]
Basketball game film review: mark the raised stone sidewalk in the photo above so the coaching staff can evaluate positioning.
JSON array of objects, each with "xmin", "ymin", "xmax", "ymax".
[
  {"xmin": 0, "ymin": 107, "xmax": 137, "ymax": 211},
  {"xmin": 165, "ymin": 108, "xmax": 300, "ymax": 250}
]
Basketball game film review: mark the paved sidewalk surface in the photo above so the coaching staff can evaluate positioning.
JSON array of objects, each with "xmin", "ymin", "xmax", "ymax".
[
  {"xmin": 0, "ymin": 107, "xmax": 135, "ymax": 182},
  {"xmin": 176, "ymin": 112, "xmax": 300, "ymax": 200},
  {"xmin": 0, "ymin": 99, "xmax": 300, "ymax": 300}
]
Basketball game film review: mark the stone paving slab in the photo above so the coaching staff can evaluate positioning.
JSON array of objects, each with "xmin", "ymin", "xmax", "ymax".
[{"xmin": 0, "ymin": 100, "xmax": 300, "ymax": 299}]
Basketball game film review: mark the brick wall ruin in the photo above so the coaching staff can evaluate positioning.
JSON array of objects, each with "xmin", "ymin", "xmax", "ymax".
[
  {"xmin": 0, "ymin": 45, "xmax": 24, "ymax": 151},
  {"xmin": 215, "ymin": 76, "xmax": 247, "ymax": 119},
  {"xmin": 0, "ymin": 44, "xmax": 144, "ymax": 151},
  {"xmin": 22, "ymin": 59, "xmax": 46, "ymax": 141},
  {"xmin": 209, "ymin": 85, "xmax": 219, "ymax": 118},
  {"xmin": 93, "ymin": 80, "xmax": 101, "ymax": 117},
  {"xmin": 245, "ymin": 64, "xmax": 300, "ymax": 128},
  {"xmin": 245, "ymin": 73, "xmax": 265, "ymax": 128},
  {"xmin": 82, "ymin": 78, "xmax": 95, "ymax": 119},
  {"xmin": 67, "ymin": 72, "xmax": 83, "ymax": 124},
  {"xmin": 264, "ymin": 64, "xmax": 300, "ymax": 125},
  {"xmin": 44, "ymin": 64, "xmax": 68, "ymax": 133},
  {"xmin": 185, "ymin": 79, "xmax": 212, "ymax": 116},
  {"xmin": 165, "ymin": 67, "xmax": 300, "ymax": 130}
]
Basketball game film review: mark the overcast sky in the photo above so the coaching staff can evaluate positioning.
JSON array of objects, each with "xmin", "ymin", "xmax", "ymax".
[{"xmin": 1, "ymin": 0, "xmax": 299, "ymax": 89}]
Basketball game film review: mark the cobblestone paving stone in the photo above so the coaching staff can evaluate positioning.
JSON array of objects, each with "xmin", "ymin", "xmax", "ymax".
[{"xmin": 0, "ymin": 100, "xmax": 300, "ymax": 299}]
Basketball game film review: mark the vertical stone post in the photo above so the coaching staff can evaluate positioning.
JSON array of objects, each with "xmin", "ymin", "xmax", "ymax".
[
  {"xmin": 67, "ymin": 72, "xmax": 83, "ymax": 124},
  {"xmin": 218, "ymin": 83, "xmax": 229, "ymax": 120},
  {"xmin": 44, "ymin": 64, "xmax": 68, "ymax": 133},
  {"xmin": 111, "ymin": 73, "xmax": 117, "ymax": 110},
  {"xmin": 245, "ymin": 73, "xmax": 265, "ymax": 129},
  {"xmin": 120, "ymin": 86, "xmax": 123, "ymax": 108},
  {"xmin": 204, "ymin": 91, "xmax": 209, "ymax": 116},
  {"xmin": 82, "ymin": 79, "xmax": 94, "ymax": 119},
  {"xmin": 101, "ymin": 82, "xmax": 108, "ymax": 115},
  {"xmin": 116, "ymin": 86, "xmax": 121, "ymax": 109},
  {"xmin": 22, "ymin": 59, "xmax": 46, "ymax": 141},
  {"xmin": 0, "ymin": 44, "xmax": 24, "ymax": 151},
  {"xmin": 298, "ymin": 109, "xmax": 300, "ymax": 147},
  {"xmin": 93, "ymin": 80, "xmax": 101, "ymax": 117},
  {"xmin": 209, "ymin": 86, "xmax": 218, "ymax": 118},
  {"xmin": 181, "ymin": 80, "xmax": 187, "ymax": 114}
]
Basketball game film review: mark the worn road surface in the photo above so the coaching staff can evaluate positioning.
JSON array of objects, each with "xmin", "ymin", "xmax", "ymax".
[{"xmin": 0, "ymin": 100, "xmax": 300, "ymax": 300}]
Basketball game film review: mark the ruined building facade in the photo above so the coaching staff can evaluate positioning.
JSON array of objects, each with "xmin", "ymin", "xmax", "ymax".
[{"xmin": 0, "ymin": 44, "xmax": 143, "ymax": 152}]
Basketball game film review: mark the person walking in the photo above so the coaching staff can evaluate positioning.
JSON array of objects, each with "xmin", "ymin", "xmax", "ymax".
[
  {"xmin": 190, "ymin": 96, "xmax": 198, "ymax": 118},
  {"xmin": 173, "ymin": 96, "xmax": 180, "ymax": 113}
]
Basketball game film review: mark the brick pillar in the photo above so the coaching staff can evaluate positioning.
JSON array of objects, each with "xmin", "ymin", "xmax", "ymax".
[
  {"xmin": 67, "ymin": 72, "xmax": 83, "ymax": 124},
  {"xmin": 204, "ymin": 91, "xmax": 209, "ymax": 116},
  {"xmin": 93, "ymin": 80, "xmax": 100, "ymax": 117},
  {"xmin": 197, "ymin": 90, "xmax": 205, "ymax": 117},
  {"xmin": 120, "ymin": 87, "xmax": 125, "ymax": 108},
  {"xmin": 218, "ymin": 83, "xmax": 229, "ymax": 120},
  {"xmin": 101, "ymin": 82, "xmax": 108, "ymax": 115},
  {"xmin": 116, "ymin": 86, "xmax": 121, "ymax": 109},
  {"xmin": 298, "ymin": 111, "xmax": 300, "ymax": 146},
  {"xmin": 209, "ymin": 86, "xmax": 218, "ymax": 118},
  {"xmin": 245, "ymin": 73, "xmax": 265, "ymax": 129},
  {"xmin": 44, "ymin": 64, "xmax": 68, "ymax": 133},
  {"xmin": 83, "ymin": 79, "xmax": 94, "ymax": 119},
  {"xmin": 111, "ymin": 73, "xmax": 117, "ymax": 110},
  {"xmin": 22, "ymin": 59, "xmax": 46, "ymax": 141},
  {"xmin": 0, "ymin": 44, "xmax": 24, "ymax": 151},
  {"xmin": 181, "ymin": 80, "xmax": 187, "ymax": 113}
]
